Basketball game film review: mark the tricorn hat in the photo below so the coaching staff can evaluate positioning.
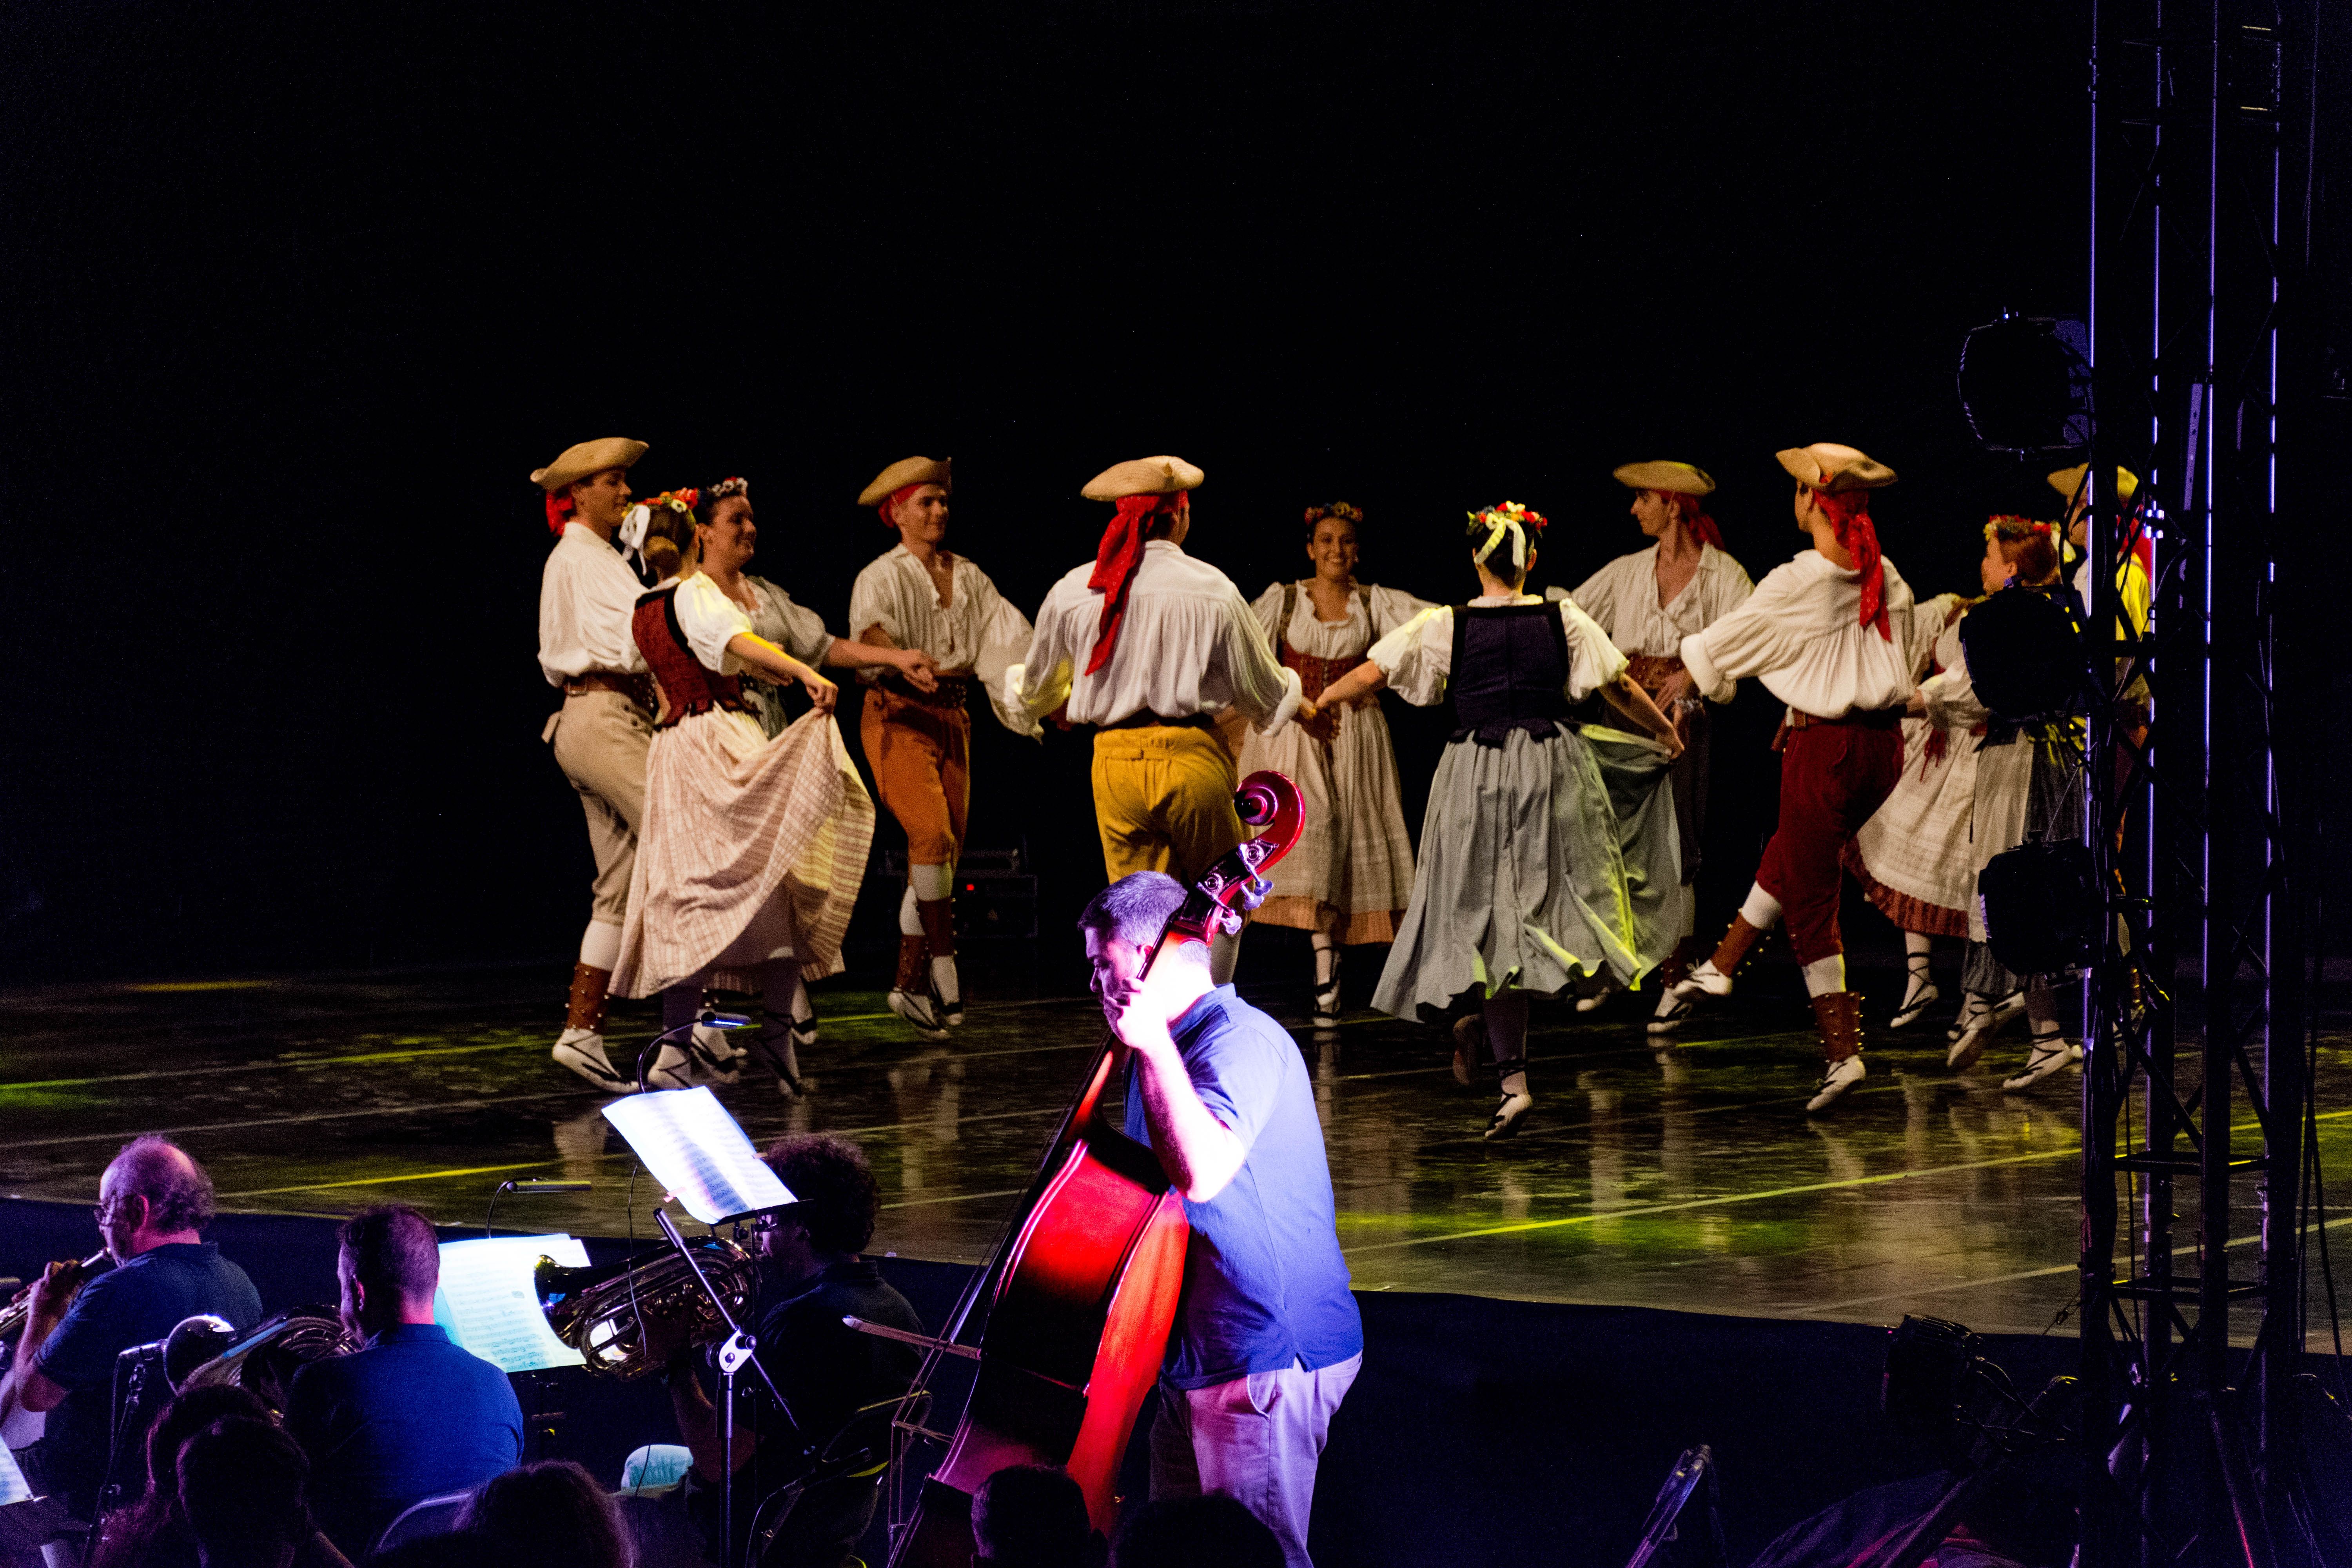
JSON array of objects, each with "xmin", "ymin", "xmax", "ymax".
[
  {"xmin": 1613, "ymin": 461, "xmax": 1715, "ymax": 496},
  {"xmin": 858, "ymin": 456, "xmax": 953, "ymax": 507},
  {"xmin": 531, "ymin": 437, "xmax": 647, "ymax": 494},
  {"xmin": 2045, "ymin": 463, "xmax": 2139, "ymax": 503},
  {"xmin": 1777, "ymin": 443, "xmax": 1897, "ymax": 494},
  {"xmin": 1082, "ymin": 455, "xmax": 1205, "ymax": 503}
]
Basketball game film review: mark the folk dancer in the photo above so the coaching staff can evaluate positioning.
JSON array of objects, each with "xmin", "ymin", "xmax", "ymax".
[
  {"xmin": 607, "ymin": 486, "xmax": 932, "ymax": 1093},
  {"xmin": 536, "ymin": 436, "xmax": 667, "ymax": 1094},
  {"xmin": 1840, "ymin": 573, "xmax": 1981, "ymax": 1036},
  {"xmin": 1083, "ymin": 873, "xmax": 1363, "ymax": 1568},
  {"xmin": 1236, "ymin": 502, "xmax": 1432, "ymax": 1025},
  {"xmin": 1008, "ymin": 456, "xmax": 1302, "ymax": 985},
  {"xmin": 1559, "ymin": 462, "xmax": 1755, "ymax": 1009},
  {"xmin": 1653, "ymin": 444, "xmax": 1921, "ymax": 1112},
  {"xmin": 849, "ymin": 456, "xmax": 1038, "ymax": 1040},
  {"xmin": 1310, "ymin": 502, "xmax": 1684, "ymax": 1138},
  {"xmin": 1920, "ymin": 518, "xmax": 2089, "ymax": 1091}
]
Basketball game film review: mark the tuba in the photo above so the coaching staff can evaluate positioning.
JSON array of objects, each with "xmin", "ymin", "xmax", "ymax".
[
  {"xmin": 535, "ymin": 1239, "xmax": 758, "ymax": 1380},
  {"xmin": 174, "ymin": 1309, "xmax": 360, "ymax": 1411}
]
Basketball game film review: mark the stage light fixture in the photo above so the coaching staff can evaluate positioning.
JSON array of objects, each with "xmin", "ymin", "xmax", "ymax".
[
  {"xmin": 1956, "ymin": 313, "xmax": 2093, "ymax": 454},
  {"xmin": 1979, "ymin": 842, "xmax": 2103, "ymax": 979},
  {"xmin": 1956, "ymin": 587, "xmax": 2088, "ymax": 728}
]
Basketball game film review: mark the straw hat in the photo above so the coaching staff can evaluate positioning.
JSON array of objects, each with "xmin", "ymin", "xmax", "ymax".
[
  {"xmin": 531, "ymin": 437, "xmax": 647, "ymax": 494},
  {"xmin": 858, "ymin": 456, "xmax": 953, "ymax": 507},
  {"xmin": 1777, "ymin": 443, "xmax": 1897, "ymax": 494},
  {"xmin": 1613, "ymin": 461, "xmax": 1715, "ymax": 496},
  {"xmin": 2045, "ymin": 463, "xmax": 2139, "ymax": 503},
  {"xmin": 1082, "ymin": 455, "xmax": 1205, "ymax": 502}
]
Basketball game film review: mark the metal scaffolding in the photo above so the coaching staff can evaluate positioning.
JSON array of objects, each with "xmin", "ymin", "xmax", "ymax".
[{"xmin": 2082, "ymin": 1, "xmax": 2321, "ymax": 1561}]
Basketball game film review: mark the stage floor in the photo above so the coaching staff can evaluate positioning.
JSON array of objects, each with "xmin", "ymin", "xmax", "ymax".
[{"xmin": 4, "ymin": 960, "xmax": 2347, "ymax": 1345}]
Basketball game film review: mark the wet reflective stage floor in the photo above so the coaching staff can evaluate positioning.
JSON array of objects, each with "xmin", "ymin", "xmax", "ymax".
[{"xmin": 5, "ymin": 959, "xmax": 2349, "ymax": 1345}]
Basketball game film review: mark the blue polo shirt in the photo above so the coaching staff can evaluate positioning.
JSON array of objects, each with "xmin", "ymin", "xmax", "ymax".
[
  {"xmin": 30, "ymin": 1241, "xmax": 261, "ymax": 1519},
  {"xmin": 1121, "ymin": 986, "xmax": 1363, "ymax": 1390},
  {"xmin": 285, "ymin": 1322, "xmax": 522, "ymax": 1555}
]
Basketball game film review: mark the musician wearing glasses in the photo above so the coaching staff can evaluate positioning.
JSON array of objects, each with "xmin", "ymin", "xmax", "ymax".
[
  {"xmin": 285, "ymin": 1205, "xmax": 524, "ymax": 1557},
  {"xmin": 652, "ymin": 1134, "xmax": 922, "ymax": 1568},
  {"xmin": 1, "ymin": 1136, "xmax": 261, "ymax": 1523},
  {"xmin": 1083, "ymin": 872, "xmax": 1363, "ymax": 1568}
]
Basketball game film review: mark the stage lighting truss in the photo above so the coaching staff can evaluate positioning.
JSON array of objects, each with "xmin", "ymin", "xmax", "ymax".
[{"xmin": 2081, "ymin": 3, "xmax": 2323, "ymax": 1563}]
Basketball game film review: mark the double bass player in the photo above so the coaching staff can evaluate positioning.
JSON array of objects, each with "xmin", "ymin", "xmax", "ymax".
[{"xmin": 1082, "ymin": 871, "xmax": 1362, "ymax": 1568}]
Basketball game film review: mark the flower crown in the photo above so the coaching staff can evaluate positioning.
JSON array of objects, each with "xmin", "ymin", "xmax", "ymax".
[
  {"xmin": 707, "ymin": 477, "xmax": 749, "ymax": 503},
  {"xmin": 1304, "ymin": 501, "xmax": 1363, "ymax": 527},
  {"xmin": 1467, "ymin": 500, "xmax": 1549, "ymax": 534},
  {"xmin": 1982, "ymin": 515, "xmax": 2052, "ymax": 541},
  {"xmin": 646, "ymin": 488, "xmax": 701, "ymax": 517}
]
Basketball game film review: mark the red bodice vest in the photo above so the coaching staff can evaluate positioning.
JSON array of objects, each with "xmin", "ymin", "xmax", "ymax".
[{"xmin": 632, "ymin": 587, "xmax": 757, "ymax": 730}]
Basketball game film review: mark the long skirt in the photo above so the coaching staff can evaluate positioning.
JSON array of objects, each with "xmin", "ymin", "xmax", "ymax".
[
  {"xmin": 1372, "ymin": 723, "xmax": 1684, "ymax": 1024},
  {"xmin": 1962, "ymin": 737, "xmax": 2086, "ymax": 993},
  {"xmin": 1842, "ymin": 716, "xmax": 1982, "ymax": 938},
  {"xmin": 611, "ymin": 708, "xmax": 877, "ymax": 998},
  {"xmin": 1237, "ymin": 696, "xmax": 1416, "ymax": 945}
]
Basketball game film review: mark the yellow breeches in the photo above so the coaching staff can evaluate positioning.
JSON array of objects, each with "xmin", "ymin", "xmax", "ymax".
[{"xmin": 1089, "ymin": 726, "xmax": 1245, "ymax": 885}]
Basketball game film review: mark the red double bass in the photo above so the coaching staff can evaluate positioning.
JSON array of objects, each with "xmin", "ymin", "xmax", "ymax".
[{"xmin": 884, "ymin": 770, "xmax": 1305, "ymax": 1566}]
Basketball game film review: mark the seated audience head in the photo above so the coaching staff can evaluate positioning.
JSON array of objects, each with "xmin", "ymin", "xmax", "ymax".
[
  {"xmin": 456, "ymin": 1460, "xmax": 628, "ymax": 1568},
  {"xmin": 1078, "ymin": 873, "xmax": 1203, "ymax": 1020},
  {"xmin": 99, "ymin": 1134, "xmax": 218, "ymax": 1261},
  {"xmin": 1112, "ymin": 1495, "xmax": 1283, "ymax": 1568},
  {"xmin": 85, "ymin": 1385, "xmax": 273, "ymax": 1568},
  {"xmin": 973, "ymin": 1463, "xmax": 1105, "ymax": 1568},
  {"xmin": 176, "ymin": 1416, "xmax": 314, "ymax": 1568},
  {"xmin": 335, "ymin": 1204, "xmax": 440, "ymax": 1339},
  {"xmin": 758, "ymin": 1133, "xmax": 882, "ymax": 1271}
]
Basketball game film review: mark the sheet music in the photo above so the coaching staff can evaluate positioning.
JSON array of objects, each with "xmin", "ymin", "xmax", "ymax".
[
  {"xmin": 602, "ymin": 1086, "xmax": 796, "ymax": 1224},
  {"xmin": 432, "ymin": 1235, "xmax": 591, "ymax": 1375},
  {"xmin": 0, "ymin": 1438, "xmax": 29, "ymax": 1508}
]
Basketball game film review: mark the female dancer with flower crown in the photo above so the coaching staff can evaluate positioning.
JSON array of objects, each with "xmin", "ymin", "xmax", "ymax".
[
  {"xmin": 1306, "ymin": 501, "xmax": 1684, "ymax": 1138},
  {"xmin": 1236, "ymin": 502, "xmax": 1434, "ymax": 1025}
]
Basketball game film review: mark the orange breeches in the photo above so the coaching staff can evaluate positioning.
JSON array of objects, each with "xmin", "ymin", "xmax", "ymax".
[{"xmin": 862, "ymin": 687, "xmax": 972, "ymax": 866}]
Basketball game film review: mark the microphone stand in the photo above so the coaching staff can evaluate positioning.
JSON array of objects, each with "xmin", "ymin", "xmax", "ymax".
[{"xmin": 654, "ymin": 1207, "xmax": 797, "ymax": 1568}]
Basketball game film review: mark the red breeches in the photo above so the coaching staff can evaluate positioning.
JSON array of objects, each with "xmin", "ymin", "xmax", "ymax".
[{"xmin": 1754, "ymin": 723, "xmax": 1902, "ymax": 965}]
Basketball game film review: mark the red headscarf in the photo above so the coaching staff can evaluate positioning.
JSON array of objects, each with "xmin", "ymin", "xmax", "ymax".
[
  {"xmin": 1662, "ymin": 491, "xmax": 1725, "ymax": 551},
  {"xmin": 544, "ymin": 492, "xmax": 575, "ymax": 534},
  {"xmin": 877, "ymin": 483, "xmax": 926, "ymax": 528},
  {"xmin": 1085, "ymin": 492, "xmax": 1185, "ymax": 675},
  {"xmin": 1813, "ymin": 488, "xmax": 1889, "ymax": 639}
]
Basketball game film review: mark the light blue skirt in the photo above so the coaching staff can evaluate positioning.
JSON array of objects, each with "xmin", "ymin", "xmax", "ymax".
[{"xmin": 1371, "ymin": 722, "xmax": 1686, "ymax": 1024}]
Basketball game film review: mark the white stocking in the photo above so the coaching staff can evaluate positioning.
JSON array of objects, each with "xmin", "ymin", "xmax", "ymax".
[
  {"xmin": 1739, "ymin": 884, "xmax": 1784, "ymax": 930},
  {"xmin": 1801, "ymin": 955, "xmax": 1847, "ymax": 997}
]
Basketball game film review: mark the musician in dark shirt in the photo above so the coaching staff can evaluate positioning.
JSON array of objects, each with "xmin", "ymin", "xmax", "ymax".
[
  {"xmin": 285, "ymin": 1205, "xmax": 523, "ymax": 1556},
  {"xmin": 657, "ymin": 1133, "xmax": 922, "ymax": 1568},
  {"xmin": 4, "ymin": 1136, "xmax": 262, "ymax": 1523},
  {"xmin": 1084, "ymin": 872, "xmax": 1364, "ymax": 1568}
]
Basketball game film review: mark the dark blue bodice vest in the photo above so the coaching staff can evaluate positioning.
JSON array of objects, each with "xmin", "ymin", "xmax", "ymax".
[{"xmin": 1449, "ymin": 602, "xmax": 1573, "ymax": 745}]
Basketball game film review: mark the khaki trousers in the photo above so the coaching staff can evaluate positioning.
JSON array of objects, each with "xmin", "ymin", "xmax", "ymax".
[
  {"xmin": 1149, "ymin": 1352, "xmax": 1361, "ymax": 1568},
  {"xmin": 1090, "ymin": 726, "xmax": 1245, "ymax": 886},
  {"xmin": 544, "ymin": 689, "xmax": 653, "ymax": 925}
]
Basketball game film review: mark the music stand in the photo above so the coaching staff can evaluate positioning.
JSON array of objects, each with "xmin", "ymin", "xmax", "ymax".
[{"xmin": 602, "ymin": 1087, "xmax": 803, "ymax": 1568}]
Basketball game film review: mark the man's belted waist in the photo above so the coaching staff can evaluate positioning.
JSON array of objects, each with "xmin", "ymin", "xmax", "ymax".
[
  {"xmin": 1784, "ymin": 706, "xmax": 1904, "ymax": 731},
  {"xmin": 564, "ymin": 671, "xmax": 656, "ymax": 711},
  {"xmin": 1101, "ymin": 711, "xmax": 1214, "ymax": 732},
  {"xmin": 878, "ymin": 671, "xmax": 971, "ymax": 708}
]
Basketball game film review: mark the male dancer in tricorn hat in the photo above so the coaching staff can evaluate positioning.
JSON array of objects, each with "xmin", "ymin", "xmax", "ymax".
[
  {"xmin": 535, "ymin": 436, "xmax": 664, "ymax": 1093},
  {"xmin": 848, "ymin": 456, "xmax": 1038, "ymax": 1039},
  {"xmin": 1008, "ymin": 456, "xmax": 1301, "ymax": 984}
]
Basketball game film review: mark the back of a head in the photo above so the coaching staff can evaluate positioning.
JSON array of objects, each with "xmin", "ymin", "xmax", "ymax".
[
  {"xmin": 177, "ymin": 1416, "xmax": 310, "ymax": 1563},
  {"xmin": 338, "ymin": 1204, "xmax": 441, "ymax": 1306},
  {"xmin": 1114, "ymin": 1495, "xmax": 1282, "ymax": 1568},
  {"xmin": 458, "ymin": 1461, "xmax": 627, "ymax": 1568},
  {"xmin": 974, "ymin": 1463, "xmax": 1098, "ymax": 1568},
  {"xmin": 1076, "ymin": 873, "xmax": 1190, "ymax": 951},
  {"xmin": 761, "ymin": 1132, "xmax": 883, "ymax": 1255},
  {"xmin": 149, "ymin": 1385, "xmax": 272, "ymax": 1494},
  {"xmin": 111, "ymin": 1134, "xmax": 218, "ymax": 1234}
]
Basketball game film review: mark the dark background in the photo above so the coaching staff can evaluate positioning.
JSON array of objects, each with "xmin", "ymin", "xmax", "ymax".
[{"xmin": 1, "ymin": 1, "xmax": 2344, "ymax": 987}]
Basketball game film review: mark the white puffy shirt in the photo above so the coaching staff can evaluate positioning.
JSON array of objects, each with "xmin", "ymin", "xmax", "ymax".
[
  {"xmin": 666, "ymin": 572, "xmax": 759, "ymax": 674},
  {"xmin": 1563, "ymin": 543, "xmax": 1755, "ymax": 690},
  {"xmin": 1008, "ymin": 540, "xmax": 1302, "ymax": 733},
  {"xmin": 1679, "ymin": 550, "xmax": 1920, "ymax": 719},
  {"xmin": 744, "ymin": 576, "xmax": 835, "ymax": 666},
  {"xmin": 850, "ymin": 545, "xmax": 1038, "ymax": 734},
  {"xmin": 537, "ymin": 522, "xmax": 650, "ymax": 684},
  {"xmin": 1249, "ymin": 580, "xmax": 1433, "ymax": 659},
  {"xmin": 1368, "ymin": 593, "xmax": 1630, "ymax": 708}
]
